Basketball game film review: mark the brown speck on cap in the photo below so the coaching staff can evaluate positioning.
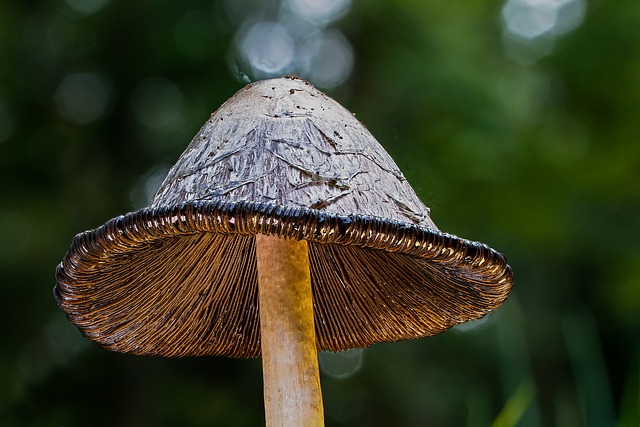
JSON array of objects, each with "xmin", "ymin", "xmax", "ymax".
[{"xmin": 55, "ymin": 76, "xmax": 513, "ymax": 358}]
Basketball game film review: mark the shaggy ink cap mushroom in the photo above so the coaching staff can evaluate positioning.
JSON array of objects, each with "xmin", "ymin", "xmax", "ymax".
[{"xmin": 55, "ymin": 76, "xmax": 514, "ymax": 358}]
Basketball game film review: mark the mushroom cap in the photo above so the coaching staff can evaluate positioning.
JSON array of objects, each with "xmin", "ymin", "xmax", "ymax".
[{"xmin": 55, "ymin": 76, "xmax": 513, "ymax": 358}]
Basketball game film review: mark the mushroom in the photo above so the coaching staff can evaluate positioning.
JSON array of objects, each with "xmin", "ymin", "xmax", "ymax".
[{"xmin": 55, "ymin": 75, "xmax": 513, "ymax": 425}]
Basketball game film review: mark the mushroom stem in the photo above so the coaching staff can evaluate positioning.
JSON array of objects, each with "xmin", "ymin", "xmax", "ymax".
[{"xmin": 255, "ymin": 234, "xmax": 325, "ymax": 426}]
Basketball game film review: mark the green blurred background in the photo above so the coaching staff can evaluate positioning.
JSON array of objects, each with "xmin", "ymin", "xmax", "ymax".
[{"xmin": 1, "ymin": 0, "xmax": 638, "ymax": 425}]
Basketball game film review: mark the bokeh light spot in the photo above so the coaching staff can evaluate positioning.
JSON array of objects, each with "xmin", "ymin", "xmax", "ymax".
[
  {"xmin": 501, "ymin": 0, "xmax": 586, "ymax": 63},
  {"xmin": 497, "ymin": 65, "xmax": 553, "ymax": 120},
  {"xmin": 298, "ymin": 29, "xmax": 353, "ymax": 88},
  {"xmin": 55, "ymin": 71, "xmax": 112, "ymax": 125},
  {"xmin": 286, "ymin": 0, "xmax": 351, "ymax": 27},
  {"xmin": 503, "ymin": 0, "xmax": 557, "ymax": 39},
  {"xmin": 228, "ymin": 0, "xmax": 353, "ymax": 87},
  {"xmin": 64, "ymin": 0, "xmax": 110, "ymax": 15},
  {"xmin": 319, "ymin": 349, "xmax": 364, "ymax": 380},
  {"xmin": 553, "ymin": 0, "xmax": 587, "ymax": 35},
  {"xmin": 502, "ymin": 0, "xmax": 586, "ymax": 40},
  {"xmin": 238, "ymin": 21, "xmax": 296, "ymax": 78}
]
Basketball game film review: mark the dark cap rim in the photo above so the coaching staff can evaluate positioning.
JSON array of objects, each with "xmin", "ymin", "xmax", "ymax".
[{"xmin": 55, "ymin": 199, "xmax": 513, "ymax": 357}]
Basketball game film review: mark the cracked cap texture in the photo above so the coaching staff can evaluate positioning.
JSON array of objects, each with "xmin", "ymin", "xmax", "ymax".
[{"xmin": 152, "ymin": 76, "xmax": 437, "ymax": 228}]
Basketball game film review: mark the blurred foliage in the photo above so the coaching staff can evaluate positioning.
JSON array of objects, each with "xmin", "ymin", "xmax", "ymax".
[{"xmin": 1, "ymin": 0, "xmax": 638, "ymax": 426}]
